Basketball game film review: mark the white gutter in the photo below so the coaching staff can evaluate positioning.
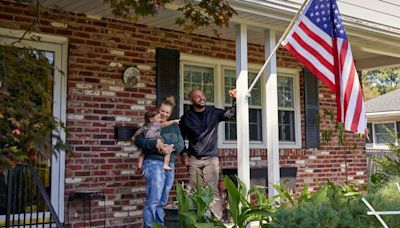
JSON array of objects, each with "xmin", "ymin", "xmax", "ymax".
[{"xmin": 366, "ymin": 111, "xmax": 400, "ymax": 118}]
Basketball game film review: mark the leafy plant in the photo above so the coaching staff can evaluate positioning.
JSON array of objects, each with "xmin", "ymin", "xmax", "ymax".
[
  {"xmin": 175, "ymin": 179, "xmax": 224, "ymax": 228},
  {"xmin": 0, "ymin": 45, "xmax": 71, "ymax": 170},
  {"xmin": 372, "ymin": 129, "xmax": 400, "ymax": 180},
  {"xmin": 364, "ymin": 178, "xmax": 400, "ymax": 227},
  {"xmin": 271, "ymin": 181, "xmax": 370, "ymax": 228},
  {"xmin": 224, "ymin": 176, "xmax": 274, "ymax": 228},
  {"xmin": 104, "ymin": 0, "xmax": 237, "ymax": 35},
  {"xmin": 173, "ymin": 175, "xmax": 400, "ymax": 228}
]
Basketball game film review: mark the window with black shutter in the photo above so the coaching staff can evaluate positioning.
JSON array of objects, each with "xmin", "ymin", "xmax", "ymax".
[
  {"xmin": 304, "ymin": 68, "xmax": 320, "ymax": 148},
  {"xmin": 156, "ymin": 48, "xmax": 180, "ymax": 119}
]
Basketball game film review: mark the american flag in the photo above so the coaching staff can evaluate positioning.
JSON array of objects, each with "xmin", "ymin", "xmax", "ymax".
[{"xmin": 282, "ymin": 0, "xmax": 366, "ymax": 133}]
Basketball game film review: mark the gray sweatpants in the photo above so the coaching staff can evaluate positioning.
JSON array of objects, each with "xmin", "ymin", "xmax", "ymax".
[{"xmin": 189, "ymin": 156, "xmax": 223, "ymax": 220}]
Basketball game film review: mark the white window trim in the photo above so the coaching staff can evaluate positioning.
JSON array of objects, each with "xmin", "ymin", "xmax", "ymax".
[
  {"xmin": 0, "ymin": 28, "xmax": 68, "ymax": 223},
  {"xmin": 180, "ymin": 61, "xmax": 218, "ymax": 111},
  {"xmin": 180, "ymin": 54, "xmax": 302, "ymax": 149},
  {"xmin": 368, "ymin": 121, "xmax": 398, "ymax": 149},
  {"xmin": 222, "ymin": 67, "xmax": 263, "ymax": 144},
  {"xmin": 277, "ymin": 70, "xmax": 302, "ymax": 148}
]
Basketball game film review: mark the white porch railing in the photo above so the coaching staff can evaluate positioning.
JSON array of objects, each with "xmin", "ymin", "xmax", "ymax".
[{"xmin": 362, "ymin": 183, "xmax": 400, "ymax": 228}]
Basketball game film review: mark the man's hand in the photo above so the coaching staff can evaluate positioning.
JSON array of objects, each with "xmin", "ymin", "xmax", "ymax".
[
  {"xmin": 181, "ymin": 153, "xmax": 189, "ymax": 167},
  {"xmin": 228, "ymin": 88, "xmax": 237, "ymax": 99}
]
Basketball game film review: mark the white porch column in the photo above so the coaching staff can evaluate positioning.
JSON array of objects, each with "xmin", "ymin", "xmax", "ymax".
[
  {"xmin": 264, "ymin": 29, "xmax": 280, "ymax": 196},
  {"xmin": 236, "ymin": 24, "xmax": 250, "ymax": 189}
]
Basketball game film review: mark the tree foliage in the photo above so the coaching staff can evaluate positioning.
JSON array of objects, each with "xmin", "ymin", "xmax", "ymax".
[
  {"xmin": 371, "ymin": 130, "xmax": 400, "ymax": 182},
  {"xmin": 362, "ymin": 67, "xmax": 400, "ymax": 100},
  {"xmin": 104, "ymin": 0, "xmax": 237, "ymax": 35},
  {"xmin": 0, "ymin": 45, "xmax": 71, "ymax": 170}
]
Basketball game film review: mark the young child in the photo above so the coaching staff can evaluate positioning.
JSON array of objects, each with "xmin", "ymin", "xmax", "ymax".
[{"xmin": 131, "ymin": 111, "xmax": 180, "ymax": 171}]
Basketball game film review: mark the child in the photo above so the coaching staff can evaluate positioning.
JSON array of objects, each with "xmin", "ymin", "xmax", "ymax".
[{"xmin": 131, "ymin": 111, "xmax": 180, "ymax": 171}]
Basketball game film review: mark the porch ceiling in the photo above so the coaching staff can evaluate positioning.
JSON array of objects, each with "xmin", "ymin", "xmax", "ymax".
[{"xmin": 40, "ymin": 0, "xmax": 400, "ymax": 70}]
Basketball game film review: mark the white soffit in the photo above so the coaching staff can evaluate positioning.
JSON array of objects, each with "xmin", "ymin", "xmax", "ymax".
[{"xmin": 39, "ymin": 0, "xmax": 400, "ymax": 59}]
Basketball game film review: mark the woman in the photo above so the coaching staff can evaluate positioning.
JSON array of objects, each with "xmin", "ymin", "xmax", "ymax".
[{"xmin": 134, "ymin": 97, "xmax": 184, "ymax": 228}]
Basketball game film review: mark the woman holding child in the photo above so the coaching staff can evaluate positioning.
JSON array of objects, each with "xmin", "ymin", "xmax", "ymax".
[{"xmin": 134, "ymin": 97, "xmax": 184, "ymax": 228}]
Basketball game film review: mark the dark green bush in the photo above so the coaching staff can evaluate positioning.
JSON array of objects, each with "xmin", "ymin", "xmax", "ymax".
[{"xmin": 271, "ymin": 179, "xmax": 400, "ymax": 228}]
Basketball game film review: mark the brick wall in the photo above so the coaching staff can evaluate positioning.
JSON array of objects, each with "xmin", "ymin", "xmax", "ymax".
[{"xmin": 0, "ymin": 1, "xmax": 367, "ymax": 227}]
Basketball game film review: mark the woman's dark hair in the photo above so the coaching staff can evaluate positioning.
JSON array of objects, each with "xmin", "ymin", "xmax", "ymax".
[
  {"xmin": 144, "ymin": 111, "xmax": 159, "ymax": 123},
  {"xmin": 159, "ymin": 96, "xmax": 175, "ymax": 108}
]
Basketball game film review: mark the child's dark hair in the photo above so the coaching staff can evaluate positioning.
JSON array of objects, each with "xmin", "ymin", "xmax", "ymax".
[{"xmin": 144, "ymin": 111, "xmax": 159, "ymax": 123}]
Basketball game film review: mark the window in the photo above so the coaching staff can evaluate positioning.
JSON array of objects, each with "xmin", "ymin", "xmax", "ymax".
[
  {"xmin": 180, "ymin": 55, "xmax": 301, "ymax": 148},
  {"xmin": 373, "ymin": 122, "xmax": 397, "ymax": 145},
  {"xmin": 182, "ymin": 64, "xmax": 215, "ymax": 111},
  {"xmin": 224, "ymin": 69, "xmax": 262, "ymax": 141},
  {"xmin": 278, "ymin": 76, "xmax": 296, "ymax": 142},
  {"xmin": 183, "ymin": 65, "xmax": 214, "ymax": 102}
]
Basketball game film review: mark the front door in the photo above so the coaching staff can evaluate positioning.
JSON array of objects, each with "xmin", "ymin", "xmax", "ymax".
[{"xmin": 0, "ymin": 29, "xmax": 68, "ymax": 224}]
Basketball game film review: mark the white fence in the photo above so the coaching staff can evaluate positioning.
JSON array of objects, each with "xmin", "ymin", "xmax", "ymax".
[{"xmin": 365, "ymin": 149, "xmax": 397, "ymax": 176}]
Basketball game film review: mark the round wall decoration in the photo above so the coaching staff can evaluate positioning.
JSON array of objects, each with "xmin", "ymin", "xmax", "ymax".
[{"xmin": 123, "ymin": 66, "xmax": 141, "ymax": 87}]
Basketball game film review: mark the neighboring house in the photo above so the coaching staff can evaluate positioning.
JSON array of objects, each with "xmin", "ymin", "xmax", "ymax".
[
  {"xmin": 0, "ymin": 0, "xmax": 400, "ymax": 227},
  {"xmin": 366, "ymin": 88, "xmax": 400, "ymax": 149}
]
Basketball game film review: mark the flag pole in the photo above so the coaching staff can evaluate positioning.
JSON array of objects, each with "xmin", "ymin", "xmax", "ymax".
[{"xmin": 247, "ymin": 0, "xmax": 309, "ymax": 97}]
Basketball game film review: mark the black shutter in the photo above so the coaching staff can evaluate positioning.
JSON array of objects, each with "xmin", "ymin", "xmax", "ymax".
[
  {"xmin": 367, "ymin": 123, "xmax": 373, "ymax": 143},
  {"xmin": 304, "ymin": 69, "xmax": 320, "ymax": 148},
  {"xmin": 156, "ymin": 48, "xmax": 180, "ymax": 119},
  {"xmin": 397, "ymin": 121, "xmax": 400, "ymax": 139}
]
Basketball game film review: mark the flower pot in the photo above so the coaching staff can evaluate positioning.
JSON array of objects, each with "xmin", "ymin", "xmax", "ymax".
[{"xmin": 164, "ymin": 206, "xmax": 179, "ymax": 228}]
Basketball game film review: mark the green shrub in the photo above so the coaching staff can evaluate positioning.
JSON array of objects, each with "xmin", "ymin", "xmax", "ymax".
[
  {"xmin": 271, "ymin": 179, "xmax": 400, "ymax": 227},
  {"xmin": 364, "ymin": 178, "xmax": 400, "ymax": 227},
  {"xmin": 174, "ymin": 176, "xmax": 400, "ymax": 227},
  {"xmin": 372, "ymin": 130, "xmax": 400, "ymax": 181}
]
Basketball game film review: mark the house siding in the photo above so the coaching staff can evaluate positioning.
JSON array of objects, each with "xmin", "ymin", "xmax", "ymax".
[{"xmin": 0, "ymin": 1, "xmax": 367, "ymax": 227}]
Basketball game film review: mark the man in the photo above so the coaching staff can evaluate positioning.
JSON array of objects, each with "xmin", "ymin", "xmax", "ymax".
[{"xmin": 180, "ymin": 88, "xmax": 236, "ymax": 220}]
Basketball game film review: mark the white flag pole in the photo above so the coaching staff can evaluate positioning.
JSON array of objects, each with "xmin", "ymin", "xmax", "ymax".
[{"xmin": 247, "ymin": 0, "xmax": 309, "ymax": 97}]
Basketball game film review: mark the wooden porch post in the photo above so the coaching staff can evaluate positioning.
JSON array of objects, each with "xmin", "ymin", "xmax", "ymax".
[
  {"xmin": 236, "ymin": 23, "xmax": 250, "ymax": 189},
  {"xmin": 264, "ymin": 29, "xmax": 280, "ymax": 196}
]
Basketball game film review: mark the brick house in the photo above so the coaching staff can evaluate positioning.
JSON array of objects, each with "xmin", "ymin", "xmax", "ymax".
[
  {"xmin": 0, "ymin": 0, "xmax": 400, "ymax": 227},
  {"xmin": 365, "ymin": 88, "xmax": 400, "ymax": 149}
]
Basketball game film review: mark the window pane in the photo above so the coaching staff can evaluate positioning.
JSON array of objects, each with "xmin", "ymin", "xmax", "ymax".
[
  {"xmin": 278, "ymin": 110, "xmax": 295, "ymax": 141},
  {"xmin": 249, "ymin": 109, "xmax": 262, "ymax": 140},
  {"xmin": 248, "ymin": 72, "xmax": 261, "ymax": 106},
  {"xmin": 224, "ymin": 69, "xmax": 261, "ymax": 106},
  {"xmin": 224, "ymin": 69, "xmax": 236, "ymax": 104},
  {"xmin": 225, "ymin": 121, "xmax": 237, "ymax": 141},
  {"xmin": 278, "ymin": 76, "xmax": 294, "ymax": 108},
  {"xmin": 374, "ymin": 123, "xmax": 395, "ymax": 144},
  {"xmin": 183, "ymin": 65, "xmax": 214, "ymax": 102},
  {"xmin": 225, "ymin": 109, "xmax": 262, "ymax": 141}
]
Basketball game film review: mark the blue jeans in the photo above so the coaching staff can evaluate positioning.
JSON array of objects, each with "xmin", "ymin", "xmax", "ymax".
[{"xmin": 142, "ymin": 159, "xmax": 174, "ymax": 228}]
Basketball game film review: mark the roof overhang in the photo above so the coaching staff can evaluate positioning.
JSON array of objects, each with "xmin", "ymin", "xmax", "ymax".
[
  {"xmin": 39, "ymin": 0, "xmax": 400, "ymax": 70},
  {"xmin": 367, "ymin": 111, "xmax": 400, "ymax": 120}
]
